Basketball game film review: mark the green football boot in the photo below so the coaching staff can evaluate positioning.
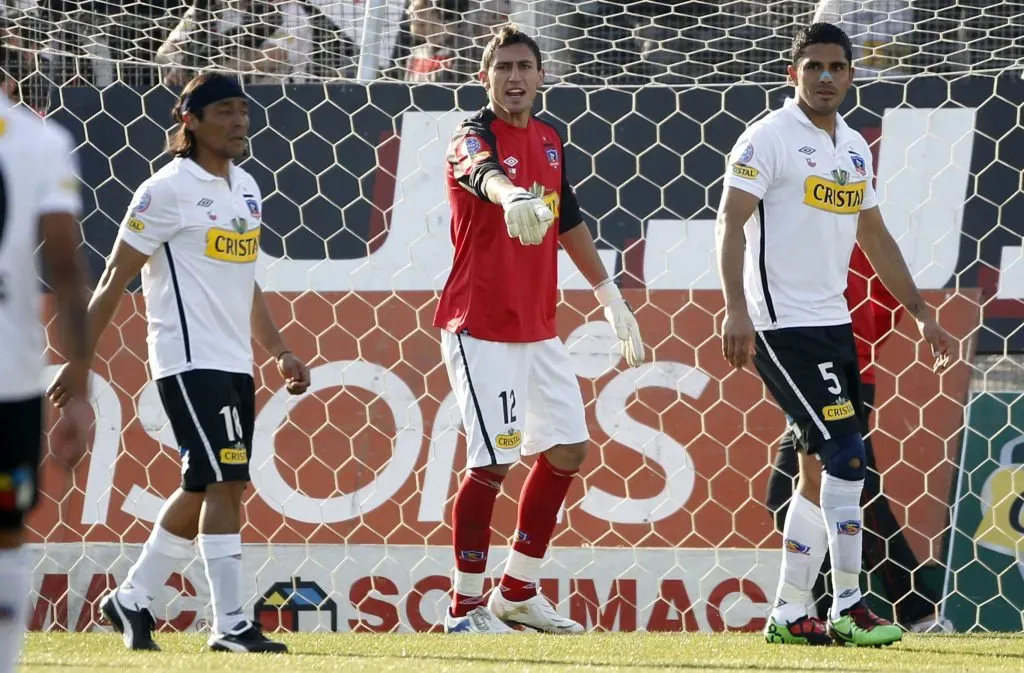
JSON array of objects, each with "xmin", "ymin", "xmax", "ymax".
[
  {"xmin": 764, "ymin": 614, "xmax": 833, "ymax": 645},
  {"xmin": 828, "ymin": 601, "xmax": 904, "ymax": 647}
]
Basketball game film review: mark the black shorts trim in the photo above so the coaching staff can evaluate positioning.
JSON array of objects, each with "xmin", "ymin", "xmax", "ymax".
[
  {"xmin": 157, "ymin": 369, "xmax": 254, "ymax": 491},
  {"xmin": 753, "ymin": 325, "xmax": 863, "ymax": 454},
  {"xmin": 0, "ymin": 396, "xmax": 42, "ymax": 530},
  {"xmin": 456, "ymin": 332, "xmax": 497, "ymax": 466}
]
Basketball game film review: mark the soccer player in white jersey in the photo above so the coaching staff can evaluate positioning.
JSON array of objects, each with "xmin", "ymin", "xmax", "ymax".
[
  {"xmin": 0, "ymin": 47, "xmax": 93, "ymax": 673},
  {"xmin": 716, "ymin": 23, "xmax": 953, "ymax": 647},
  {"xmin": 47, "ymin": 72, "xmax": 311, "ymax": 653}
]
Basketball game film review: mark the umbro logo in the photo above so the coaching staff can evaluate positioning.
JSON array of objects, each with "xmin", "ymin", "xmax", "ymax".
[
  {"xmin": 196, "ymin": 198, "xmax": 214, "ymax": 208},
  {"xmin": 503, "ymin": 157, "xmax": 519, "ymax": 167},
  {"xmin": 798, "ymin": 146, "xmax": 816, "ymax": 155}
]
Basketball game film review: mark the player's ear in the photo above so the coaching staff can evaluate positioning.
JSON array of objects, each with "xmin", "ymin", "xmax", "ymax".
[
  {"xmin": 183, "ymin": 111, "xmax": 199, "ymax": 132},
  {"xmin": 478, "ymin": 69, "xmax": 489, "ymax": 87},
  {"xmin": 786, "ymin": 63, "xmax": 798, "ymax": 86}
]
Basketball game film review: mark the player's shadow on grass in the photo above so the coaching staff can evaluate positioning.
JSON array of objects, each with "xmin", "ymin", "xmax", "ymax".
[
  {"xmin": 905, "ymin": 646, "xmax": 1024, "ymax": 661},
  {"xmin": 298, "ymin": 650, "xmax": 866, "ymax": 671}
]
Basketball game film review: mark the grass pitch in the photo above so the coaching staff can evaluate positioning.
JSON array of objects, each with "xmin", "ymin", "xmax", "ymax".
[{"xmin": 21, "ymin": 632, "xmax": 1024, "ymax": 673}]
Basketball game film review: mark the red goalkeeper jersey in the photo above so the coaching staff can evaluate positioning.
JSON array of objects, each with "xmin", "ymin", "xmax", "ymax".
[{"xmin": 433, "ymin": 108, "xmax": 584, "ymax": 342}]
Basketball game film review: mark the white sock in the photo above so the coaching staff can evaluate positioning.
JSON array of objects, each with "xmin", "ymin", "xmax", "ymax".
[
  {"xmin": 118, "ymin": 526, "xmax": 195, "ymax": 610},
  {"xmin": 198, "ymin": 534, "xmax": 246, "ymax": 634},
  {"xmin": 770, "ymin": 494, "xmax": 828, "ymax": 624},
  {"xmin": 821, "ymin": 473, "xmax": 865, "ymax": 619},
  {"xmin": 0, "ymin": 548, "xmax": 29, "ymax": 673}
]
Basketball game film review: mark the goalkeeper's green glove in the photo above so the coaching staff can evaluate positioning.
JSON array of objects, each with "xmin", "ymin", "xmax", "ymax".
[
  {"xmin": 595, "ymin": 279, "xmax": 645, "ymax": 368},
  {"xmin": 501, "ymin": 187, "xmax": 554, "ymax": 246}
]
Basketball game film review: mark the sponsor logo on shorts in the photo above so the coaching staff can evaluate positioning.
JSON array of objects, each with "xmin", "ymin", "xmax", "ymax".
[
  {"xmin": 784, "ymin": 538, "xmax": 811, "ymax": 555},
  {"xmin": 803, "ymin": 175, "xmax": 865, "ymax": 214},
  {"xmin": 495, "ymin": 428, "xmax": 522, "ymax": 450},
  {"xmin": 205, "ymin": 226, "xmax": 260, "ymax": 263},
  {"xmin": 220, "ymin": 447, "xmax": 248, "ymax": 465},
  {"xmin": 836, "ymin": 519, "xmax": 861, "ymax": 535},
  {"xmin": 459, "ymin": 550, "xmax": 486, "ymax": 561},
  {"xmin": 822, "ymin": 398, "xmax": 855, "ymax": 421},
  {"xmin": 731, "ymin": 164, "xmax": 759, "ymax": 179},
  {"xmin": 126, "ymin": 217, "xmax": 145, "ymax": 233}
]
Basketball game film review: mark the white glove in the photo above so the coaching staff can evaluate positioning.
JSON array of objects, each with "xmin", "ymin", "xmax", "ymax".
[
  {"xmin": 595, "ymin": 280, "xmax": 645, "ymax": 368},
  {"xmin": 501, "ymin": 188, "xmax": 554, "ymax": 246}
]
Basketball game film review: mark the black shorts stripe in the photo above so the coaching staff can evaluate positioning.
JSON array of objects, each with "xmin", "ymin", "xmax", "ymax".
[
  {"xmin": 757, "ymin": 201, "xmax": 777, "ymax": 324},
  {"xmin": 163, "ymin": 242, "xmax": 192, "ymax": 364},
  {"xmin": 456, "ymin": 332, "xmax": 497, "ymax": 466}
]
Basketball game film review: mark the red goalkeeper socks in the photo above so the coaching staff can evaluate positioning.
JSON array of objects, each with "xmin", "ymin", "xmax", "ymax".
[
  {"xmin": 451, "ymin": 468, "xmax": 504, "ymax": 617},
  {"xmin": 499, "ymin": 454, "xmax": 578, "ymax": 602}
]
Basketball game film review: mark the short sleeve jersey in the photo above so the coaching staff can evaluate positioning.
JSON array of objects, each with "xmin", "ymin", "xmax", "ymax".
[
  {"xmin": 722, "ymin": 97, "xmax": 879, "ymax": 330},
  {"xmin": 432, "ymin": 108, "xmax": 584, "ymax": 343},
  {"xmin": 0, "ymin": 102, "xmax": 82, "ymax": 400},
  {"xmin": 118, "ymin": 158, "xmax": 263, "ymax": 380}
]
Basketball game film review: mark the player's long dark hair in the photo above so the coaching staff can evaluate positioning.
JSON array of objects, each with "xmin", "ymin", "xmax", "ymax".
[{"xmin": 166, "ymin": 73, "xmax": 213, "ymax": 158}]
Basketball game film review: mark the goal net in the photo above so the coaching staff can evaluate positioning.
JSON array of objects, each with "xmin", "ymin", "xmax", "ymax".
[{"xmin": 15, "ymin": 0, "xmax": 1024, "ymax": 634}]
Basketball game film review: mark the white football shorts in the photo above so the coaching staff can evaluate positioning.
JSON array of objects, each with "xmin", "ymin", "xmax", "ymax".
[{"xmin": 440, "ymin": 331, "xmax": 589, "ymax": 469}]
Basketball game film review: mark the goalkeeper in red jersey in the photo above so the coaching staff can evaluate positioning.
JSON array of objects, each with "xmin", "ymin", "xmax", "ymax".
[{"xmin": 433, "ymin": 24, "xmax": 645, "ymax": 634}]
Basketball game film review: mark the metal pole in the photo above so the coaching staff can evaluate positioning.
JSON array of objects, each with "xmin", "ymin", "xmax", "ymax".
[{"xmin": 357, "ymin": 0, "xmax": 389, "ymax": 82}]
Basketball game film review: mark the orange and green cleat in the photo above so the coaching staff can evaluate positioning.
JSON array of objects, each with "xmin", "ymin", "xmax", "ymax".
[
  {"xmin": 764, "ymin": 614, "xmax": 833, "ymax": 645},
  {"xmin": 828, "ymin": 601, "xmax": 904, "ymax": 647}
]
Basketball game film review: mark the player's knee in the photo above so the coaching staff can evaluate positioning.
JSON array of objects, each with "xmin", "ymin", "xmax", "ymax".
[
  {"xmin": 544, "ymin": 441, "xmax": 588, "ymax": 472},
  {"xmin": 818, "ymin": 433, "xmax": 866, "ymax": 481},
  {"xmin": 204, "ymin": 480, "xmax": 246, "ymax": 505}
]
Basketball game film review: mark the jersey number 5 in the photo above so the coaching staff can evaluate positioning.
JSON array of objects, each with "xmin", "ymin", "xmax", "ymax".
[{"xmin": 818, "ymin": 362, "xmax": 842, "ymax": 395}]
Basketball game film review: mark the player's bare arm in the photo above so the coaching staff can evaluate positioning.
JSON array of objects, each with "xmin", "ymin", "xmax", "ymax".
[
  {"xmin": 251, "ymin": 281, "xmax": 310, "ymax": 394},
  {"xmin": 716, "ymin": 186, "xmax": 760, "ymax": 369},
  {"xmin": 559, "ymin": 223, "xmax": 644, "ymax": 367},
  {"xmin": 40, "ymin": 211, "xmax": 93, "ymax": 469},
  {"xmin": 46, "ymin": 238, "xmax": 150, "ymax": 408},
  {"xmin": 856, "ymin": 205, "xmax": 952, "ymax": 370}
]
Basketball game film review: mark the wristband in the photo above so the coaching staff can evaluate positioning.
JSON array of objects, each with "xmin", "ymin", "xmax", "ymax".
[
  {"xmin": 275, "ymin": 349, "xmax": 293, "ymax": 361},
  {"xmin": 594, "ymin": 279, "xmax": 622, "ymax": 307}
]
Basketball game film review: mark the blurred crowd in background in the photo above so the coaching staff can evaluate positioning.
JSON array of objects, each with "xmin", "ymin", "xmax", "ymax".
[{"xmin": 0, "ymin": 1, "xmax": 1020, "ymax": 89}]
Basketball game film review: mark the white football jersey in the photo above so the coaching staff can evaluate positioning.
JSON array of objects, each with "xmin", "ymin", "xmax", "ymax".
[
  {"xmin": 721, "ymin": 97, "xmax": 879, "ymax": 331},
  {"xmin": 0, "ymin": 99, "xmax": 82, "ymax": 401},
  {"xmin": 117, "ymin": 158, "xmax": 263, "ymax": 381}
]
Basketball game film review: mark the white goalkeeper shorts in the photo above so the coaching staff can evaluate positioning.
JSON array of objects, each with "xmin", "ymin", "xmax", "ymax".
[{"xmin": 440, "ymin": 331, "xmax": 589, "ymax": 469}]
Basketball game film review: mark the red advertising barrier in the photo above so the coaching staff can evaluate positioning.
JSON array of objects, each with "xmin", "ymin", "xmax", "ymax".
[{"xmin": 29, "ymin": 289, "xmax": 979, "ymax": 564}]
